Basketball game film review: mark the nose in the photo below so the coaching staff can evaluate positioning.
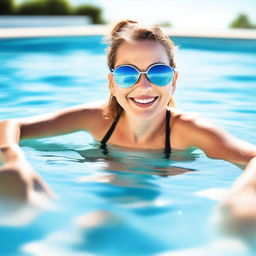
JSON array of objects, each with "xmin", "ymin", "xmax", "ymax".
[{"xmin": 136, "ymin": 74, "xmax": 153, "ymax": 91}]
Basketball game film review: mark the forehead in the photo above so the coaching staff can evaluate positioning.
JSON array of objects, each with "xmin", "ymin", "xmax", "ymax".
[{"xmin": 115, "ymin": 40, "xmax": 169, "ymax": 69}]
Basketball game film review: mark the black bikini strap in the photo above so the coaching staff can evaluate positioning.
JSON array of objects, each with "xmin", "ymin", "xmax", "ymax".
[
  {"xmin": 100, "ymin": 114, "xmax": 121, "ymax": 152},
  {"xmin": 164, "ymin": 109, "xmax": 172, "ymax": 158},
  {"xmin": 100, "ymin": 110, "xmax": 171, "ymax": 158}
]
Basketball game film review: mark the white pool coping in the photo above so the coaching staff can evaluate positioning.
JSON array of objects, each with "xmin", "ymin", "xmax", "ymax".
[{"xmin": 0, "ymin": 25, "xmax": 256, "ymax": 39}]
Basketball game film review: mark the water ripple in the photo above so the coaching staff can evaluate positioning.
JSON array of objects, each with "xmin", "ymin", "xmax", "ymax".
[{"xmin": 226, "ymin": 75, "xmax": 256, "ymax": 82}]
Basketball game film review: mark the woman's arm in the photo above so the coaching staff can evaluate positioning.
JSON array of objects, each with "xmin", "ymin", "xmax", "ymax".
[
  {"xmin": 213, "ymin": 157, "xmax": 256, "ymax": 246},
  {"xmin": 181, "ymin": 113, "xmax": 256, "ymax": 192},
  {"xmin": 180, "ymin": 113, "xmax": 256, "ymax": 241},
  {"xmin": 0, "ymin": 103, "xmax": 105, "ymax": 161},
  {"xmin": 229, "ymin": 157, "xmax": 256, "ymax": 192},
  {"xmin": 177, "ymin": 113, "xmax": 256, "ymax": 165},
  {"xmin": 0, "ymin": 103, "xmax": 105, "ymax": 203}
]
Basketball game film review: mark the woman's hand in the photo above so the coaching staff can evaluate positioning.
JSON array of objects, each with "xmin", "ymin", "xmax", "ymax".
[
  {"xmin": 0, "ymin": 158, "xmax": 55, "ymax": 205},
  {"xmin": 218, "ymin": 187, "xmax": 256, "ymax": 228},
  {"xmin": 214, "ymin": 187, "xmax": 256, "ymax": 247}
]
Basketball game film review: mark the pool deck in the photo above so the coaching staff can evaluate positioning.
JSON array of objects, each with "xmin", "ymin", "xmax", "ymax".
[{"xmin": 0, "ymin": 25, "xmax": 256, "ymax": 39}]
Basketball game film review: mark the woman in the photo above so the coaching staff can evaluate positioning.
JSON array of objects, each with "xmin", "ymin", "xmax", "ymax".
[{"xmin": 0, "ymin": 20, "xmax": 256, "ymax": 218}]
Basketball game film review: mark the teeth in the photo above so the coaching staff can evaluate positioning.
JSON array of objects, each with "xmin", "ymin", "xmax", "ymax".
[{"xmin": 133, "ymin": 97, "xmax": 155, "ymax": 104}]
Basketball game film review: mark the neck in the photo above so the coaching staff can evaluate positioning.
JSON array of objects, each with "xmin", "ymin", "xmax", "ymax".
[{"xmin": 122, "ymin": 109, "xmax": 167, "ymax": 145}]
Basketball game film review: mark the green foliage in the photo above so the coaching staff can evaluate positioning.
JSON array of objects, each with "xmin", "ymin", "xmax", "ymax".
[
  {"xmin": 0, "ymin": 0, "xmax": 16, "ymax": 15},
  {"xmin": 17, "ymin": 0, "xmax": 46, "ymax": 15},
  {"xmin": 74, "ymin": 4, "xmax": 105, "ymax": 24},
  {"xmin": 44, "ymin": 0, "xmax": 71, "ymax": 15},
  {"xmin": 0, "ymin": 0, "xmax": 105, "ymax": 24},
  {"xmin": 229, "ymin": 13, "xmax": 256, "ymax": 29},
  {"xmin": 159, "ymin": 21, "xmax": 172, "ymax": 27},
  {"xmin": 17, "ymin": 0, "xmax": 71, "ymax": 15}
]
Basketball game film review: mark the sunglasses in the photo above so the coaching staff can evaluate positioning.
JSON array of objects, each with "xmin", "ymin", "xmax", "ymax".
[{"xmin": 111, "ymin": 63, "xmax": 176, "ymax": 88}]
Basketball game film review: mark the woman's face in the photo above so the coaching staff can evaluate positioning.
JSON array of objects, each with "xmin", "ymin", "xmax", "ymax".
[{"xmin": 108, "ymin": 40, "xmax": 177, "ymax": 120}]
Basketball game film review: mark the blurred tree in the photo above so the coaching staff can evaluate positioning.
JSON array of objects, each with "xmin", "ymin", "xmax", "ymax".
[
  {"xmin": 9, "ymin": 0, "xmax": 106, "ymax": 23},
  {"xmin": 75, "ymin": 4, "xmax": 105, "ymax": 24},
  {"xmin": 0, "ymin": 0, "xmax": 16, "ymax": 15},
  {"xmin": 229, "ymin": 13, "xmax": 256, "ymax": 29},
  {"xmin": 17, "ymin": 0, "xmax": 47, "ymax": 15},
  {"xmin": 159, "ymin": 21, "xmax": 172, "ymax": 27},
  {"xmin": 17, "ymin": 0, "xmax": 71, "ymax": 15},
  {"xmin": 44, "ymin": 0, "xmax": 71, "ymax": 15}
]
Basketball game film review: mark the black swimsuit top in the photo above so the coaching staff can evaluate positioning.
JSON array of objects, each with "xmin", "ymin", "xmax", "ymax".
[{"xmin": 100, "ymin": 109, "xmax": 172, "ymax": 158}]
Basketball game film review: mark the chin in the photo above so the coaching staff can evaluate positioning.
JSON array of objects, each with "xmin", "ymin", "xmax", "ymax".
[{"xmin": 129, "ymin": 107, "xmax": 163, "ymax": 120}]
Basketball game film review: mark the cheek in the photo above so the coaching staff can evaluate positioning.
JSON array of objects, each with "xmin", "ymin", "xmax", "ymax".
[
  {"xmin": 113, "ymin": 89, "xmax": 129, "ymax": 109},
  {"xmin": 112, "ymin": 85, "xmax": 126, "ymax": 100},
  {"xmin": 110, "ymin": 82, "xmax": 119, "ymax": 97},
  {"xmin": 109, "ymin": 74, "xmax": 118, "ymax": 96},
  {"xmin": 110, "ymin": 84, "xmax": 116, "ymax": 96},
  {"xmin": 159, "ymin": 85, "xmax": 173, "ymax": 104},
  {"xmin": 168, "ymin": 82, "xmax": 176, "ymax": 95},
  {"xmin": 111, "ymin": 83, "xmax": 119, "ymax": 97},
  {"xmin": 162, "ymin": 84, "xmax": 173, "ymax": 96}
]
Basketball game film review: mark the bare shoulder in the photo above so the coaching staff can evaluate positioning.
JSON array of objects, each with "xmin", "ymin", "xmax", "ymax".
[
  {"xmin": 170, "ymin": 108, "xmax": 256, "ymax": 163},
  {"xmin": 170, "ymin": 108, "xmax": 226, "ymax": 149},
  {"xmin": 75, "ymin": 101, "xmax": 115, "ymax": 138},
  {"xmin": 171, "ymin": 108, "xmax": 212, "ymax": 129}
]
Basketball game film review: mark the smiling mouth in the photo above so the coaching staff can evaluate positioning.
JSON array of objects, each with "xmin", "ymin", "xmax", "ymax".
[{"xmin": 129, "ymin": 96, "xmax": 158, "ymax": 106}]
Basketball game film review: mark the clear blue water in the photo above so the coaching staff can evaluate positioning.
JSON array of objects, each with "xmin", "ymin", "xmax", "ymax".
[{"xmin": 0, "ymin": 36, "xmax": 256, "ymax": 256}]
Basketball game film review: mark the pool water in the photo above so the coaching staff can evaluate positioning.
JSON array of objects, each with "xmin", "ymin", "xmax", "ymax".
[{"xmin": 0, "ymin": 36, "xmax": 256, "ymax": 256}]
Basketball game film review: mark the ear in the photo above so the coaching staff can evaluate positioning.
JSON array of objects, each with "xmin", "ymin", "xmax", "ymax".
[
  {"xmin": 108, "ymin": 73, "xmax": 115, "ymax": 95},
  {"xmin": 171, "ymin": 71, "xmax": 178, "ymax": 94}
]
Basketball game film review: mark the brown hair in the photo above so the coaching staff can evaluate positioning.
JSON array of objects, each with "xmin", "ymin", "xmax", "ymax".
[{"xmin": 106, "ymin": 20, "xmax": 177, "ymax": 119}]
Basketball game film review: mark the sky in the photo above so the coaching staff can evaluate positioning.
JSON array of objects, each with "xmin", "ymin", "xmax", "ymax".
[{"xmin": 17, "ymin": 0, "xmax": 256, "ymax": 30}]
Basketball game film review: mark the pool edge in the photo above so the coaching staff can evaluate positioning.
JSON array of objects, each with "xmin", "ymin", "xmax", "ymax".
[{"xmin": 0, "ymin": 25, "xmax": 256, "ymax": 40}]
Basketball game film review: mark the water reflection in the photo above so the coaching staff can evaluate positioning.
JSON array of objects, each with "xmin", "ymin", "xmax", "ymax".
[
  {"xmin": 22, "ymin": 210, "xmax": 169, "ymax": 256},
  {"xmin": 0, "ymin": 140, "xmax": 204, "ymax": 255}
]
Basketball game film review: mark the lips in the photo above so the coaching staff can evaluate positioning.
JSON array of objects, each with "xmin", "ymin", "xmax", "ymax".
[{"xmin": 129, "ymin": 96, "xmax": 158, "ymax": 107}]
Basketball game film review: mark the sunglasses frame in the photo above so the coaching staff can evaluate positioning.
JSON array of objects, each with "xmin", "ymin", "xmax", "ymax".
[{"xmin": 110, "ymin": 63, "xmax": 177, "ymax": 88}]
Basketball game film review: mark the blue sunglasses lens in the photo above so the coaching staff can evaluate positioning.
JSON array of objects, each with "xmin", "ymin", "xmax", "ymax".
[
  {"xmin": 147, "ymin": 65, "xmax": 174, "ymax": 86},
  {"xmin": 113, "ymin": 64, "xmax": 174, "ymax": 88},
  {"xmin": 113, "ymin": 65, "xmax": 139, "ymax": 88}
]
